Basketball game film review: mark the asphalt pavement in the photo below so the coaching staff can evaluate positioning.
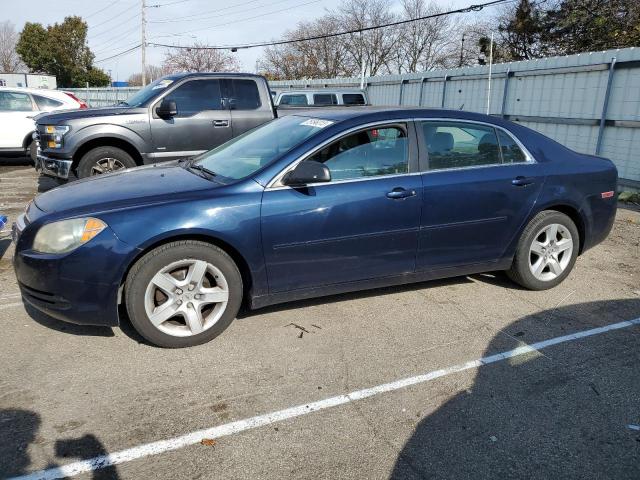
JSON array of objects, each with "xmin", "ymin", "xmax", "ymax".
[{"xmin": 1, "ymin": 158, "xmax": 639, "ymax": 480}]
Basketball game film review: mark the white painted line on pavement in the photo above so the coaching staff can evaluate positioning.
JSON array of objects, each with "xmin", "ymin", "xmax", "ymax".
[{"xmin": 9, "ymin": 316, "xmax": 640, "ymax": 480}]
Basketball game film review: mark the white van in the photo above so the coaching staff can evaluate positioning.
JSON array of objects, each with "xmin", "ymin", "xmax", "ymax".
[{"xmin": 275, "ymin": 89, "xmax": 368, "ymax": 107}]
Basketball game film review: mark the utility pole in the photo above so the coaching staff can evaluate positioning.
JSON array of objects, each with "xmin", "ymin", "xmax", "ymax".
[
  {"xmin": 486, "ymin": 32, "xmax": 494, "ymax": 115},
  {"xmin": 141, "ymin": 0, "xmax": 147, "ymax": 86},
  {"xmin": 459, "ymin": 33, "xmax": 465, "ymax": 67}
]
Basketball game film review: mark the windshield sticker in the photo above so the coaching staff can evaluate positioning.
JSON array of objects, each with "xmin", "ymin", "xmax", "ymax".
[
  {"xmin": 152, "ymin": 79, "xmax": 173, "ymax": 90},
  {"xmin": 301, "ymin": 118, "xmax": 334, "ymax": 128}
]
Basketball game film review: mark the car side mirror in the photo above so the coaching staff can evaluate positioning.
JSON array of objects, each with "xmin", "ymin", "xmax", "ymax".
[
  {"xmin": 156, "ymin": 99, "xmax": 177, "ymax": 118},
  {"xmin": 283, "ymin": 161, "xmax": 331, "ymax": 186}
]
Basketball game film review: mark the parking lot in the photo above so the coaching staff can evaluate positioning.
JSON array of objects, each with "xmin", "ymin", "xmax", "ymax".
[{"xmin": 1, "ymin": 159, "xmax": 639, "ymax": 479}]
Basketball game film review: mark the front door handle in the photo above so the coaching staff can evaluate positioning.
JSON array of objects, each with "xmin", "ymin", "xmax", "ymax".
[
  {"xmin": 512, "ymin": 176, "xmax": 534, "ymax": 187},
  {"xmin": 386, "ymin": 187, "xmax": 416, "ymax": 199},
  {"xmin": 213, "ymin": 120, "xmax": 229, "ymax": 127}
]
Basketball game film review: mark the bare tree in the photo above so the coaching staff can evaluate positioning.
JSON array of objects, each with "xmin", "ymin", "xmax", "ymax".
[
  {"xmin": 339, "ymin": 0, "xmax": 400, "ymax": 76},
  {"xmin": 257, "ymin": 14, "xmax": 351, "ymax": 80},
  {"xmin": 163, "ymin": 43, "xmax": 240, "ymax": 73},
  {"xmin": 393, "ymin": 0, "xmax": 460, "ymax": 73},
  {"xmin": 0, "ymin": 21, "xmax": 25, "ymax": 72},
  {"xmin": 127, "ymin": 65, "xmax": 167, "ymax": 85}
]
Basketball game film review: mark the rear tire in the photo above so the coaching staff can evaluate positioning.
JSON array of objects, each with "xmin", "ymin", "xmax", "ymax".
[
  {"xmin": 77, "ymin": 146, "xmax": 137, "ymax": 178},
  {"xmin": 125, "ymin": 240, "xmax": 243, "ymax": 348},
  {"xmin": 507, "ymin": 210, "xmax": 579, "ymax": 290}
]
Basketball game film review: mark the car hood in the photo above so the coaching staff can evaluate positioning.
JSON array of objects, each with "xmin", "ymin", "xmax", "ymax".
[
  {"xmin": 35, "ymin": 106, "xmax": 145, "ymax": 124},
  {"xmin": 34, "ymin": 163, "xmax": 219, "ymax": 215}
]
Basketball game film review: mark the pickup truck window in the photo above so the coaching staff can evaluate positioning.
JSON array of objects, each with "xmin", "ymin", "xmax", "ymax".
[
  {"xmin": 343, "ymin": 93, "xmax": 365, "ymax": 105},
  {"xmin": 191, "ymin": 115, "xmax": 329, "ymax": 181},
  {"xmin": 164, "ymin": 79, "xmax": 224, "ymax": 117},
  {"xmin": 280, "ymin": 94, "xmax": 308, "ymax": 106},
  {"xmin": 227, "ymin": 79, "xmax": 261, "ymax": 110},
  {"xmin": 124, "ymin": 76, "xmax": 178, "ymax": 107},
  {"xmin": 313, "ymin": 93, "xmax": 338, "ymax": 106}
]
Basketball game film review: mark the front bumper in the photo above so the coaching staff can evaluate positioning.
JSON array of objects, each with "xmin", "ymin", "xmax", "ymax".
[
  {"xmin": 32, "ymin": 130, "xmax": 72, "ymax": 179},
  {"xmin": 34, "ymin": 153, "xmax": 72, "ymax": 179},
  {"xmin": 12, "ymin": 217, "xmax": 137, "ymax": 327}
]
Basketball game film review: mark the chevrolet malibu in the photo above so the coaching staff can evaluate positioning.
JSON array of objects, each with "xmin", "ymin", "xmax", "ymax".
[{"xmin": 12, "ymin": 108, "xmax": 617, "ymax": 348}]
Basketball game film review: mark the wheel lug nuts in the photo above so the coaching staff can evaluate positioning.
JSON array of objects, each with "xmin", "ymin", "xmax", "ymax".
[
  {"xmin": 194, "ymin": 294, "xmax": 201, "ymax": 300},
  {"xmin": 187, "ymin": 302, "xmax": 194, "ymax": 308},
  {"xmin": 176, "ymin": 289, "xmax": 183, "ymax": 295},
  {"xmin": 188, "ymin": 284, "xmax": 195, "ymax": 291},
  {"xmin": 176, "ymin": 299, "xmax": 182, "ymax": 305}
]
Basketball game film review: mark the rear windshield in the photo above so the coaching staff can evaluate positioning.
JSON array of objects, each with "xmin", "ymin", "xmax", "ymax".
[{"xmin": 191, "ymin": 115, "xmax": 334, "ymax": 181}]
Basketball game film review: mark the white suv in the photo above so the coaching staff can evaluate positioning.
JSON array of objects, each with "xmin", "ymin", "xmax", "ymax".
[{"xmin": 0, "ymin": 87, "xmax": 88, "ymax": 157}]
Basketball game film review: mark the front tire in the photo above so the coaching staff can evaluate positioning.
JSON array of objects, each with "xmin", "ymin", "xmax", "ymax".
[
  {"xmin": 77, "ymin": 146, "xmax": 137, "ymax": 178},
  {"xmin": 125, "ymin": 241, "xmax": 243, "ymax": 348},
  {"xmin": 507, "ymin": 210, "xmax": 579, "ymax": 290}
]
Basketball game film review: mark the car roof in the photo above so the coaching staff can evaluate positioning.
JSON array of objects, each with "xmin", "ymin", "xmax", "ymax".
[
  {"xmin": 167, "ymin": 72, "xmax": 266, "ymax": 80},
  {"xmin": 0, "ymin": 86, "xmax": 73, "ymax": 101},
  {"xmin": 286, "ymin": 106, "xmax": 504, "ymax": 124}
]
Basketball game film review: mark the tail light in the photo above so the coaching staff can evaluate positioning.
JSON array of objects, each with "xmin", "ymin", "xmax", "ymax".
[{"xmin": 63, "ymin": 92, "xmax": 89, "ymax": 109}]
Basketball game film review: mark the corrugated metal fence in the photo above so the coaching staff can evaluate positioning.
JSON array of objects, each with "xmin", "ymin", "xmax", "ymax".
[{"xmin": 66, "ymin": 46, "xmax": 640, "ymax": 188}]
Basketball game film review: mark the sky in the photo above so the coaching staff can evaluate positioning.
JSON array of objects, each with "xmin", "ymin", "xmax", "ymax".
[{"xmin": 3, "ymin": 0, "xmax": 484, "ymax": 82}]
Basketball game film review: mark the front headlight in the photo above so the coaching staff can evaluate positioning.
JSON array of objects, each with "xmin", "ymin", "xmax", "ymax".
[
  {"xmin": 43, "ymin": 125, "xmax": 70, "ymax": 149},
  {"xmin": 33, "ymin": 217, "xmax": 106, "ymax": 254}
]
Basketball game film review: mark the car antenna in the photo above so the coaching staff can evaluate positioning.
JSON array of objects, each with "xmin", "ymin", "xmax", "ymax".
[{"xmin": 459, "ymin": 103, "xmax": 465, "ymax": 110}]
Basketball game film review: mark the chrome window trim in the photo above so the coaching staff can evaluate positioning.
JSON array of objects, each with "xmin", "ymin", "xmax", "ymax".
[
  {"xmin": 266, "ymin": 118, "xmax": 414, "ymax": 189},
  {"xmin": 414, "ymin": 117, "xmax": 537, "ymax": 171}
]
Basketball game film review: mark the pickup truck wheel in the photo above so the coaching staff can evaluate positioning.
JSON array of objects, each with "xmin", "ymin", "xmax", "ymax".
[
  {"xmin": 77, "ymin": 146, "xmax": 137, "ymax": 178},
  {"xmin": 125, "ymin": 240, "xmax": 243, "ymax": 348}
]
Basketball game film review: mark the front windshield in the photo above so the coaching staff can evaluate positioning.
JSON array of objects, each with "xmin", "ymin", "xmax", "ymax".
[
  {"xmin": 192, "ymin": 115, "xmax": 334, "ymax": 181},
  {"xmin": 123, "ymin": 76, "xmax": 179, "ymax": 107}
]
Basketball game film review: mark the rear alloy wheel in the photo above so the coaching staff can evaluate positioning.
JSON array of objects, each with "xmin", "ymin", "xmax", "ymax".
[
  {"xmin": 125, "ymin": 241, "xmax": 243, "ymax": 348},
  {"xmin": 77, "ymin": 146, "xmax": 137, "ymax": 178},
  {"xmin": 507, "ymin": 210, "xmax": 579, "ymax": 290}
]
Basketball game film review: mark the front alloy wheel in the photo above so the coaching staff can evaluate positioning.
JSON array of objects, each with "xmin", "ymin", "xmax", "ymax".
[
  {"xmin": 125, "ymin": 240, "xmax": 243, "ymax": 348},
  {"xmin": 144, "ymin": 259, "xmax": 229, "ymax": 337},
  {"xmin": 91, "ymin": 157, "xmax": 127, "ymax": 175}
]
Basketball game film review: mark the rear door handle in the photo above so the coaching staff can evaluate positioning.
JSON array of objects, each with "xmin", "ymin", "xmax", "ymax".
[
  {"xmin": 512, "ymin": 176, "xmax": 534, "ymax": 187},
  {"xmin": 213, "ymin": 120, "xmax": 229, "ymax": 127},
  {"xmin": 386, "ymin": 187, "xmax": 416, "ymax": 199}
]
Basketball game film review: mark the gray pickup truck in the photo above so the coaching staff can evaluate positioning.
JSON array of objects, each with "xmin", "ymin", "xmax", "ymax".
[{"xmin": 33, "ymin": 73, "xmax": 276, "ymax": 179}]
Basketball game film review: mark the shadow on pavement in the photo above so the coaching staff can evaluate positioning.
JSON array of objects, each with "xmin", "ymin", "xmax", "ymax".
[
  {"xmin": 0, "ymin": 409, "xmax": 120, "ymax": 479},
  {"xmin": 390, "ymin": 298, "xmax": 640, "ymax": 480},
  {"xmin": 24, "ymin": 303, "xmax": 116, "ymax": 338}
]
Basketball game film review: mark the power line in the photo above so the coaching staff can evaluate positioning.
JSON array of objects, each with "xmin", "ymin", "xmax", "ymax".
[
  {"xmin": 95, "ymin": 44, "xmax": 142, "ymax": 63},
  {"xmin": 89, "ymin": 4, "xmax": 139, "ymax": 31},
  {"xmin": 90, "ymin": 16, "xmax": 142, "ymax": 41},
  {"xmin": 148, "ymin": 0, "xmax": 192, "ymax": 7},
  {"xmin": 84, "ymin": 0, "xmax": 121, "ymax": 20},
  {"xmin": 149, "ymin": 0, "xmax": 512, "ymax": 51},
  {"xmin": 151, "ymin": 0, "xmax": 323, "ymax": 37},
  {"xmin": 148, "ymin": 0, "xmax": 266, "ymax": 23}
]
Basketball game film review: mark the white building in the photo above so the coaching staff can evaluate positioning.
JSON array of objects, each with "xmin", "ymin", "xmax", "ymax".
[{"xmin": 0, "ymin": 73, "xmax": 57, "ymax": 89}]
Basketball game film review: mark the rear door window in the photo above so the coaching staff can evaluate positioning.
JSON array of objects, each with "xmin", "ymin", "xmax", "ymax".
[
  {"xmin": 342, "ymin": 93, "xmax": 365, "ymax": 105},
  {"xmin": 163, "ymin": 79, "xmax": 223, "ymax": 117},
  {"xmin": 313, "ymin": 93, "xmax": 337, "ymax": 106},
  {"xmin": 226, "ymin": 79, "xmax": 261, "ymax": 110},
  {"xmin": 497, "ymin": 129, "xmax": 528, "ymax": 163},
  {"xmin": 279, "ymin": 94, "xmax": 308, "ymax": 106},
  {"xmin": 420, "ymin": 121, "xmax": 502, "ymax": 170},
  {"xmin": 33, "ymin": 95, "xmax": 64, "ymax": 110}
]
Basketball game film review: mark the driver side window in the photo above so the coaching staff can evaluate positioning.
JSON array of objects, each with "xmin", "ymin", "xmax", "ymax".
[{"xmin": 307, "ymin": 125, "xmax": 409, "ymax": 181}]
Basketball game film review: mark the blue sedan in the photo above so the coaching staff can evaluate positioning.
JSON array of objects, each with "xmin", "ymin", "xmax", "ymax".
[{"xmin": 12, "ymin": 108, "xmax": 617, "ymax": 347}]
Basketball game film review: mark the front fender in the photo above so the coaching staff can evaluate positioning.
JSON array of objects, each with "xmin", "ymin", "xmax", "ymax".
[{"xmin": 68, "ymin": 124, "xmax": 148, "ymax": 155}]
